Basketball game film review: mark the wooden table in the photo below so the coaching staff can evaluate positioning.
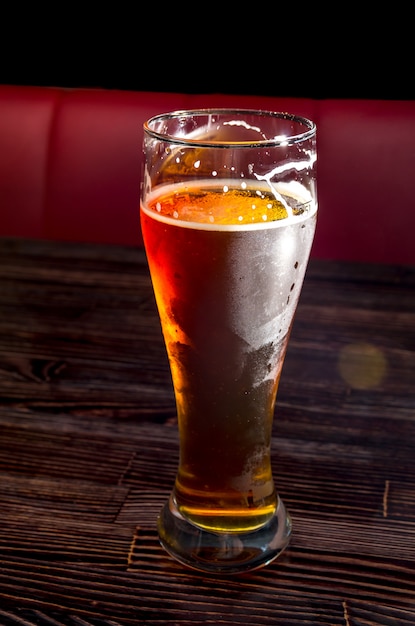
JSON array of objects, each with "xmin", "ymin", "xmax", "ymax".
[{"xmin": 0, "ymin": 237, "xmax": 414, "ymax": 625}]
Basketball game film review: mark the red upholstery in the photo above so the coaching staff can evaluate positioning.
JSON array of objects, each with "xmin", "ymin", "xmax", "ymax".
[{"xmin": 1, "ymin": 84, "xmax": 414, "ymax": 264}]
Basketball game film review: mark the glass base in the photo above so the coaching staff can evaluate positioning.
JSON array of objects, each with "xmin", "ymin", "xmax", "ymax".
[{"xmin": 157, "ymin": 494, "xmax": 292, "ymax": 575}]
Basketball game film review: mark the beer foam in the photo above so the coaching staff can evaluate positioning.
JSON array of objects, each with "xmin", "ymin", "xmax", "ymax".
[{"xmin": 142, "ymin": 179, "xmax": 316, "ymax": 232}]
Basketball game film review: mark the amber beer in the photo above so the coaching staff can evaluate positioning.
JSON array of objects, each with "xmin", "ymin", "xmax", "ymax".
[
  {"xmin": 141, "ymin": 182, "xmax": 316, "ymax": 532},
  {"xmin": 141, "ymin": 109, "xmax": 317, "ymax": 573}
]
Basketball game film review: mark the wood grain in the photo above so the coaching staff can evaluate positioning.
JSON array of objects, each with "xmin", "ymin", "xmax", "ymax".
[{"xmin": 0, "ymin": 237, "xmax": 414, "ymax": 625}]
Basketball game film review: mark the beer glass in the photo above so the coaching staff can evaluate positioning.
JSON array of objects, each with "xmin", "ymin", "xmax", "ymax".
[{"xmin": 140, "ymin": 109, "xmax": 317, "ymax": 574}]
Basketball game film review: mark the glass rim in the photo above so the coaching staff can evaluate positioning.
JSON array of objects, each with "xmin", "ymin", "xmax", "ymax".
[{"xmin": 144, "ymin": 108, "xmax": 316, "ymax": 148}]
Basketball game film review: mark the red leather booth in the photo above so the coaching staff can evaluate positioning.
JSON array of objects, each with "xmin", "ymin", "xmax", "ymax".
[{"xmin": 1, "ymin": 84, "xmax": 414, "ymax": 265}]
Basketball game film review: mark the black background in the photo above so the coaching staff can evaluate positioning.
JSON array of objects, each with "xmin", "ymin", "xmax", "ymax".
[{"xmin": 1, "ymin": 12, "xmax": 413, "ymax": 101}]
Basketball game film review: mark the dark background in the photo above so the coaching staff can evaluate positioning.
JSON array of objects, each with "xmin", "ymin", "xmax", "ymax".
[{"xmin": 1, "ymin": 15, "xmax": 413, "ymax": 101}]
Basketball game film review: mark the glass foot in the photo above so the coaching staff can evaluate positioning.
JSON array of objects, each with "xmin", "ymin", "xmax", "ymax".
[{"xmin": 157, "ymin": 494, "xmax": 292, "ymax": 575}]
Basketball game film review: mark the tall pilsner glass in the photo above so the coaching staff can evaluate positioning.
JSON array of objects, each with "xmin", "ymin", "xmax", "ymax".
[{"xmin": 140, "ymin": 109, "xmax": 317, "ymax": 574}]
